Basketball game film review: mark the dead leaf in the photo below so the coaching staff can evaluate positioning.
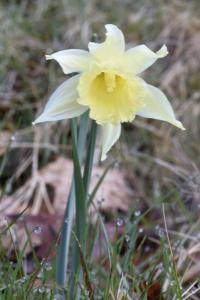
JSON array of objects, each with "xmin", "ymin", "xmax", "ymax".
[{"xmin": 0, "ymin": 158, "xmax": 134, "ymax": 221}]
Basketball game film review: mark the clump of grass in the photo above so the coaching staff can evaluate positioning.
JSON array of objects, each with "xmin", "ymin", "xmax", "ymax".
[{"xmin": 0, "ymin": 0, "xmax": 200, "ymax": 299}]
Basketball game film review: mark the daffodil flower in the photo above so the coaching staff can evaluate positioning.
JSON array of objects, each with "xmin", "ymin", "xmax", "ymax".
[{"xmin": 33, "ymin": 24, "xmax": 185, "ymax": 160}]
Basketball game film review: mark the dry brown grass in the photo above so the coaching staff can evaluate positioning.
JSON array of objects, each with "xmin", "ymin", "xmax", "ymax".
[{"xmin": 0, "ymin": 0, "xmax": 200, "ymax": 298}]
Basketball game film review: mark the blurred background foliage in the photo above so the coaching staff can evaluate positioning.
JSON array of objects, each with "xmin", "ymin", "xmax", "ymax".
[{"xmin": 0, "ymin": 0, "xmax": 200, "ymax": 299}]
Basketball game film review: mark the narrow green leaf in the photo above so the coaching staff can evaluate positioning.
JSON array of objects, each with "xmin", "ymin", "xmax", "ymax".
[{"xmin": 55, "ymin": 113, "xmax": 89, "ymax": 296}]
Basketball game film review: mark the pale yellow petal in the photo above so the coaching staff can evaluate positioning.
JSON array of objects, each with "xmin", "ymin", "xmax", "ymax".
[
  {"xmin": 156, "ymin": 45, "xmax": 168, "ymax": 58},
  {"xmin": 137, "ymin": 81, "xmax": 185, "ymax": 130},
  {"xmin": 124, "ymin": 44, "xmax": 168, "ymax": 74},
  {"xmin": 46, "ymin": 49, "xmax": 91, "ymax": 74},
  {"xmin": 101, "ymin": 123, "xmax": 121, "ymax": 161},
  {"xmin": 33, "ymin": 75, "xmax": 88, "ymax": 124},
  {"xmin": 88, "ymin": 24, "xmax": 125, "ymax": 61}
]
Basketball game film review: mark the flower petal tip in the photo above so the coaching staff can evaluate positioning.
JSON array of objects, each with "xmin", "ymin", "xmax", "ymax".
[
  {"xmin": 32, "ymin": 119, "xmax": 39, "ymax": 126},
  {"xmin": 101, "ymin": 154, "xmax": 107, "ymax": 161},
  {"xmin": 173, "ymin": 120, "xmax": 185, "ymax": 130},
  {"xmin": 45, "ymin": 54, "xmax": 52, "ymax": 60},
  {"xmin": 32, "ymin": 115, "xmax": 43, "ymax": 125},
  {"xmin": 105, "ymin": 24, "xmax": 115, "ymax": 31},
  {"xmin": 156, "ymin": 45, "xmax": 168, "ymax": 58}
]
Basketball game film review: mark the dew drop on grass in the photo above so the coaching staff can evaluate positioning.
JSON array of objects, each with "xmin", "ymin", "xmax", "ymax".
[
  {"xmin": 170, "ymin": 280, "xmax": 175, "ymax": 287},
  {"xmin": 37, "ymin": 269, "xmax": 44, "ymax": 279},
  {"xmin": 125, "ymin": 234, "xmax": 130, "ymax": 243},
  {"xmin": 116, "ymin": 218, "xmax": 123, "ymax": 227},
  {"xmin": 46, "ymin": 288, "xmax": 51, "ymax": 294},
  {"xmin": 33, "ymin": 288, "xmax": 38, "ymax": 294},
  {"xmin": 44, "ymin": 262, "xmax": 52, "ymax": 271},
  {"xmin": 144, "ymin": 246, "xmax": 150, "ymax": 253},
  {"xmin": 114, "ymin": 161, "xmax": 119, "ymax": 167},
  {"xmin": 38, "ymin": 287, "xmax": 46, "ymax": 294},
  {"xmin": 33, "ymin": 226, "xmax": 42, "ymax": 234},
  {"xmin": 134, "ymin": 210, "xmax": 141, "ymax": 217},
  {"xmin": 155, "ymin": 225, "xmax": 164, "ymax": 237},
  {"xmin": 11, "ymin": 135, "xmax": 16, "ymax": 142},
  {"xmin": 155, "ymin": 262, "xmax": 163, "ymax": 272},
  {"xmin": 18, "ymin": 276, "xmax": 27, "ymax": 284},
  {"xmin": 91, "ymin": 270, "xmax": 96, "ymax": 276}
]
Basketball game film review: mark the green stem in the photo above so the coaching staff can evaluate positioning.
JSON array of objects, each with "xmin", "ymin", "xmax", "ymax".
[
  {"xmin": 55, "ymin": 113, "xmax": 89, "ymax": 295},
  {"xmin": 69, "ymin": 121, "xmax": 97, "ymax": 299},
  {"xmin": 83, "ymin": 121, "xmax": 97, "ymax": 196},
  {"xmin": 71, "ymin": 118, "xmax": 87, "ymax": 248}
]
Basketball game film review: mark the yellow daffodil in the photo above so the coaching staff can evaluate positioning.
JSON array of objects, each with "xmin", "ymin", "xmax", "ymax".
[{"xmin": 33, "ymin": 24, "xmax": 185, "ymax": 160}]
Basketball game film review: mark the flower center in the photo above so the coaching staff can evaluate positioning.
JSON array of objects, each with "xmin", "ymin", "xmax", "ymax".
[
  {"xmin": 78, "ymin": 70, "xmax": 145, "ymax": 125},
  {"xmin": 103, "ymin": 73, "xmax": 117, "ymax": 92}
]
